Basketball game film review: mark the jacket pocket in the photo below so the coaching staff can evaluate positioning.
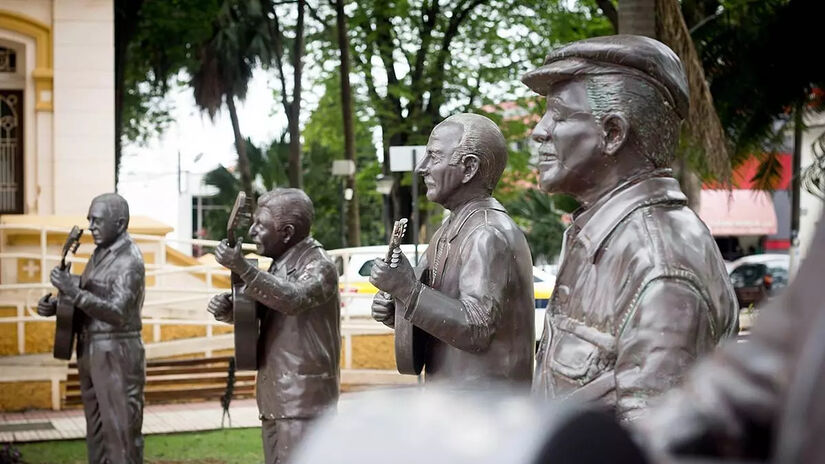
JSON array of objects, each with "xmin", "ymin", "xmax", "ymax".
[{"xmin": 549, "ymin": 314, "xmax": 616, "ymax": 385}]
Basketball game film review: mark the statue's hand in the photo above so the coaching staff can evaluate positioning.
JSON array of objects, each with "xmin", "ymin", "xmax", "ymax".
[
  {"xmin": 371, "ymin": 291, "xmax": 395, "ymax": 328},
  {"xmin": 37, "ymin": 293, "xmax": 57, "ymax": 317},
  {"xmin": 369, "ymin": 248, "xmax": 416, "ymax": 305},
  {"xmin": 215, "ymin": 239, "xmax": 247, "ymax": 273},
  {"xmin": 207, "ymin": 293, "xmax": 234, "ymax": 323},
  {"xmin": 50, "ymin": 267, "xmax": 78, "ymax": 299}
]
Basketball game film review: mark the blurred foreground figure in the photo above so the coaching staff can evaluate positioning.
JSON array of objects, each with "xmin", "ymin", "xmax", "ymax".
[
  {"xmin": 369, "ymin": 113, "xmax": 534, "ymax": 385},
  {"xmin": 636, "ymin": 211, "xmax": 825, "ymax": 464},
  {"xmin": 38, "ymin": 193, "xmax": 145, "ymax": 464},
  {"xmin": 522, "ymin": 35, "xmax": 738, "ymax": 419},
  {"xmin": 208, "ymin": 189, "xmax": 340, "ymax": 464},
  {"xmin": 292, "ymin": 387, "xmax": 647, "ymax": 464}
]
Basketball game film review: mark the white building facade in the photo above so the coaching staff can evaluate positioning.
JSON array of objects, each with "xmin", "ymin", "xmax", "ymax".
[{"xmin": 0, "ymin": 0, "xmax": 114, "ymax": 216}]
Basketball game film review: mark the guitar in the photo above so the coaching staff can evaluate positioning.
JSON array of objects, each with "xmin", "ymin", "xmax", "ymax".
[
  {"xmin": 226, "ymin": 191, "xmax": 259, "ymax": 371},
  {"xmin": 387, "ymin": 219, "xmax": 427, "ymax": 375},
  {"xmin": 53, "ymin": 226, "xmax": 84, "ymax": 360}
]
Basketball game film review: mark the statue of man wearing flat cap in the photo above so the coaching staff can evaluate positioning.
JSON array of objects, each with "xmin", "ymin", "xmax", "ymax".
[{"xmin": 523, "ymin": 35, "xmax": 738, "ymax": 420}]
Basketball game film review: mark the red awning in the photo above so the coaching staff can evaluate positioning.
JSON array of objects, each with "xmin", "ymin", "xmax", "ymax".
[{"xmin": 698, "ymin": 190, "xmax": 778, "ymax": 236}]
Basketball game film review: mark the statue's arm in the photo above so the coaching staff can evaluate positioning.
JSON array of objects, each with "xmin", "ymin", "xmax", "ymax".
[
  {"xmin": 75, "ymin": 266, "xmax": 143, "ymax": 326},
  {"xmin": 403, "ymin": 226, "xmax": 506, "ymax": 353},
  {"xmin": 633, "ymin": 293, "xmax": 789, "ymax": 458},
  {"xmin": 614, "ymin": 278, "xmax": 708, "ymax": 421},
  {"xmin": 240, "ymin": 258, "xmax": 337, "ymax": 315}
]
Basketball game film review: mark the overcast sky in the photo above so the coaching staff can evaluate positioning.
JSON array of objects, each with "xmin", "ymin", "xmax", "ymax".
[{"xmin": 118, "ymin": 68, "xmax": 288, "ymax": 240}]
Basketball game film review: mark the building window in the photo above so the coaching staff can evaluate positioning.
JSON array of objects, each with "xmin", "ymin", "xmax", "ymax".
[
  {"xmin": 0, "ymin": 91, "xmax": 23, "ymax": 213},
  {"xmin": 0, "ymin": 47, "xmax": 16, "ymax": 73}
]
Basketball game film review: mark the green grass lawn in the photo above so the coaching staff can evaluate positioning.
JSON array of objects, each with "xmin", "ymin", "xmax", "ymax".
[{"xmin": 15, "ymin": 428, "xmax": 264, "ymax": 464}]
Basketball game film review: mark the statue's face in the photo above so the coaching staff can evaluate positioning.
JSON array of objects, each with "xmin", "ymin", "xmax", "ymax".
[
  {"xmin": 248, "ymin": 206, "xmax": 291, "ymax": 260},
  {"xmin": 87, "ymin": 200, "xmax": 125, "ymax": 247},
  {"xmin": 531, "ymin": 78, "xmax": 605, "ymax": 195},
  {"xmin": 417, "ymin": 122, "xmax": 465, "ymax": 206}
]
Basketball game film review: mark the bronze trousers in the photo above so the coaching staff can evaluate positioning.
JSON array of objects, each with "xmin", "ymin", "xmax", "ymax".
[
  {"xmin": 261, "ymin": 417, "xmax": 313, "ymax": 463},
  {"xmin": 77, "ymin": 333, "xmax": 145, "ymax": 464}
]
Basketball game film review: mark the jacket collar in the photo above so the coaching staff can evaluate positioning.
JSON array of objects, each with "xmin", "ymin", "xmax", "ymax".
[
  {"xmin": 573, "ymin": 174, "xmax": 687, "ymax": 261},
  {"xmin": 445, "ymin": 196, "xmax": 507, "ymax": 242},
  {"xmin": 86, "ymin": 233, "xmax": 132, "ymax": 279},
  {"xmin": 275, "ymin": 236, "xmax": 320, "ymax": 273}
]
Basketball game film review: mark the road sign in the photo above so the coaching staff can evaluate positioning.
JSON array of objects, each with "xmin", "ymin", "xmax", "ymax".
[
  {"xmin": 332, "ymin": 159, "xmax": 356, "ymax": 176},
  {"xmin": 389, "ymin": 145, "xmax": 427, "ymax": 172}
]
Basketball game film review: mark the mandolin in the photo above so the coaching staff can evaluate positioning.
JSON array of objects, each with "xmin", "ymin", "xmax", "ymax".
[
  {"xmin": 53, "ymin": 226, "xmax": 84, "ymax": 360},
  {"xmin": 226, "ymin": 191, "xmax": 259, "ymax": 371},
  {"xmin": 387, "ymin": 219, "xmax": 427, "ymax": 375}
]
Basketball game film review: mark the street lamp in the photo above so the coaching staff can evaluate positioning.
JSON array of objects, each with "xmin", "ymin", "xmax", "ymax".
[
  {"xmin": 375, "ymin": 174, "xmax": 394, "ymax": 195},
  {"xmin": 375, "ymin": 173, "xmax": 395, "ymax": 242},
  {"xmin": 332, "ymin": 160, "xmax": 356, "ymax": 247}
]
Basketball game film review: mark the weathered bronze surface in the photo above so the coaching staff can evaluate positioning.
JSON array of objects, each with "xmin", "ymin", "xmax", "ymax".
[
  {"xmin": 208, "ymin": 188, "xmax": 340, "ymax": 463},
  {"xmin": 636, "ymin": 212, "xmax": 825, "ymax": 464},
  {"xmin": 38, "ymin": 193, "xmax": 146, "ymax": 464},
  {"xmin": 524, "ymin": 35, "xmax": 739, "ymax": 419},
  {"xmin": 370, "ymin": 113, "xmax": 535, "ymax": 386}
]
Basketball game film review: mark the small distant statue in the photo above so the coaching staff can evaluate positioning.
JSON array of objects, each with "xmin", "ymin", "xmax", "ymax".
[
  {"xmin": 208, "ymin": 188, "xmax": 340, "ymax": 464},
  {"xmin": 38, "ymin": 193, "xmax": 146, "ymax": 464},
  {"xmin": 522, "ymin": 35, "xmax": 738, "ymax": 419},
  {"xmin": 370, "ymin": 113, "xmax": 535, "ymax": 385}
]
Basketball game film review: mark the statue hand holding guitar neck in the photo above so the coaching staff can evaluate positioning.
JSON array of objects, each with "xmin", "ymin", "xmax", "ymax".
[
  {"xmin": 46, "ymin": 226, "xmax": 84, "ymax": 360},
  {"xmin": 225, "ymin": 192, "xmax": 260, "ymax": 371},
  {"xmin": 373, "ymin": 219, "xmax": 428, "ymax": 375}
]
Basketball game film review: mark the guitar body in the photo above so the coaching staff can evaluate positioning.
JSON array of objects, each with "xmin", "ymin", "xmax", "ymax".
[
  {"xmin": 394, "ymin": 267, "xmax": 429, "ymax": 376},
  {"xmin": 53, "ymin": 275, "xmax": 80, "ymax": 360},
  {"xmin": 394, "ymin": 300, "xmax": 428, "ymax": 375},
  {"xmin": 233, "ymin": 258, "xmax": 259, "ymax": 371}
]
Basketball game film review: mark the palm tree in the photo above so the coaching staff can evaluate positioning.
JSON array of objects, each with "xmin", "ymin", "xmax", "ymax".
[{"xmin": 191, "ymin": 0, "xmax": 272, "ymax": 197}]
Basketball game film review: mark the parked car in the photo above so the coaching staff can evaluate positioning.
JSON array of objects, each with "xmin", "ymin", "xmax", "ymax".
[
  {"xmin": 334, "ymin": 245, "xmax": 554, "ymax": 341},
  {"xmin": 727, "ymin": 253, "xmax": 789, "ymax": 308}
]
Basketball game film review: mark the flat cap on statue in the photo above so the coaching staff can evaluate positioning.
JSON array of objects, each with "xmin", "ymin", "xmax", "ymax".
[{"xmin": 522, "ymin": 34, "xmax": 690, "ymax": 119}]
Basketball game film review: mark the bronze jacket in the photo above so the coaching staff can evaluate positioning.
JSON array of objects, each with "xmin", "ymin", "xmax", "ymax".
[
  {"xmin": 404, "ymin": 197, "xmax": 535, "ymax": 385},
  {"xmin": 636, "ymin": 214, "xmax": 825, "ymax": 463},
  {"xmin": 76, "ymin": 233, "xmax": 145, "ymax": 335},
  {"xmin": 533, "ymin": 176, "xmax": 738, "ymax": 420},
  {"xmin": 240, "ymin": 236, "xmax": 340, "ymax": 420}
]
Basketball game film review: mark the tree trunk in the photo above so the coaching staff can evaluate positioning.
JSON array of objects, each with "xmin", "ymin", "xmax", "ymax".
[
  {"xmin": 334, "ymin": 0, "xmax": 360, "ymax": 246},
  {"xmin": 287, "ymin": 0, "xmax": 306, "ymax": 189},
  {"xmin": 226, "ymin": 95, "xmax": 254, "ymax": 196}
]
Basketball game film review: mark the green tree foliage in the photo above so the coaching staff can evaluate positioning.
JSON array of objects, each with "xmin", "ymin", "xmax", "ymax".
[
  {"xmin": 119, "ymin": 0, "xmax": 221, "ymax": 146},
  {"xmin": 690, "ymin": 0, "xmax": 825, "ymax": 188},
  {"xmin": 302, "ymin": 77, "xmax": 386, "ymax": 248}
]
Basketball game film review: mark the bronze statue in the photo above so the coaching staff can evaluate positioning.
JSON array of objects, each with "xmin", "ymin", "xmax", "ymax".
[
  {"xmin": 37, "ymin": 193, "xmax": 146, "ymax": 464},
  {"xmin": 522, "ymin": 35, "xmax": 738, "ymax": 419},
  {"xmin": 208, "ymin": 188, "xmax": 340, "ymax": 464},
  {"xmin": 370, "ymin": 113, "xmax": 535, "ymax": 385},
  {"xmin": 635, "ymin": 212, "xmax": 825, "ymax": 463}
]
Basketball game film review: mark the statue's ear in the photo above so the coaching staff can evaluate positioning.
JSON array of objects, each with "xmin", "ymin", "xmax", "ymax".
[
  {"xmin": 116, "ymin": 217, "xmax": 128, "ymax": 235},
  {"xmin": 602, "ymin": 113, "xmax": 629, "ymax": 156},
  {"xmin": 461, "ymin": 154, "xmax": 480, "ymax": 184},
  {"xmin": 282, "ymin": 224, "xmax": 295, "ymax": 243}
]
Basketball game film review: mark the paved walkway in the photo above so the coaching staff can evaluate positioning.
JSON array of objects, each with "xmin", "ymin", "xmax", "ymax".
[{"xmin": 0, "ymin": 398, "xmax": 261, "ymax": 443}]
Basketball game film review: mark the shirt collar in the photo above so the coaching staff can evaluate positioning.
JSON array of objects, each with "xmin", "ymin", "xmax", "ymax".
[{"xmin": 572, "ymin": 173, "xmax": 687, "ymax": 262}]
